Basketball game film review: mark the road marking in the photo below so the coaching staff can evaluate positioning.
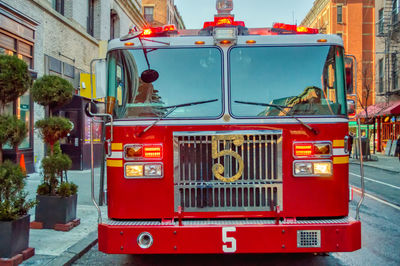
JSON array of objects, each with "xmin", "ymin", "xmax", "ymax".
[
  {"xmin": 349, "ymin": 172, "xmax": 400, "ymax": 190},
  {"xmin": 351, "ymin": 186, "xmax": 400, "ymax": 211}
]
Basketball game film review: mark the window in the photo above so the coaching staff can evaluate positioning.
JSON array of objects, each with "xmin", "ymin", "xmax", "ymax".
[
  {"xmin": 393, "ymin": 54, "xmax": 398, "ymax": 90},
  {"xmin": 88, "ymin": 0, "xmax": 95, "ymax": 36},
  {"xmin": 107, "ymin": 48, "xmax": 223, "ymax": 119},
  {"xmin": 144, "ymin": 7, "xmax": 154, "ymax": 23},
  {"xmin": 393, "ymin": 0, "xmax": 399, "ymax": 25},
  {"xmin": 337, "ymin": 5, "xmax": 343, "ymax": 23},
  {"xmin": 110, "ymin": 11, "xmax": 120, "ymax": 39},
  {"xmin": 229, "ymin": 46, "xmax": 347, "ymax": 117},
  {"xmin": 379, "ymin": 58, "xmax": 384, "ymax": 92},
  {"xmin": 52, "ymin": 0, "xmax": 64, "ymax": 15},
  {"xmin": 378, "ymin": 8, "xmax": 384, "ymax": 34},
  {"xmin": 337, "ymin": 33, "xmax": 343, "ymax": 39}
]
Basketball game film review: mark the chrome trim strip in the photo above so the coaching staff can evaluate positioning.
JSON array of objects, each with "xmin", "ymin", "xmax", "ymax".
[
  {"xmin": 102, "ymin": 216, "xmax": 355, "ymax": 226},
  {"xmin": 111, "ymin": 118, "xmax": 349, "ymax": 126},
  {"xmin": 333, "ymin": 148, "xmax": 347, "ymax": 156},
  {"xmin": 108, "ymin": 151, "xmax": 123, "ymax": 159}
]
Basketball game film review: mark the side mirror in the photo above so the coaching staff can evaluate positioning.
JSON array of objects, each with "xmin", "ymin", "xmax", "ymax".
[
  {"xmin": 345, "ymin": 57, "xmax": 354, "ymax": 95},
  {"xmin": 141, "ymin": 69, "xmax": 159, "ymax": 83},
  {"xmin": 85, "ymin": 102, "xmax": 98, "ymax": 117},
  {"xmin": 347, "ymin": 99, "xmax": 356, "ymax": 117},
  {"xmin": 94, "ymin": 60, "xmax": 107, "ymax": 99}
]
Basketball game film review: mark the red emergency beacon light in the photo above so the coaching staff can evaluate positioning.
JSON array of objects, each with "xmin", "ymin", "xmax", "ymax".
[
  {"xmin": 273, "ymin": 23, "xmax": 319, "ymax": 34},
  {"xmin": 140, "ymin": 24, "xmax": 177, "ymax": 37},
  {"xmin": 203, "ymin": 16, "xmax": 245, "ymax": 28}
]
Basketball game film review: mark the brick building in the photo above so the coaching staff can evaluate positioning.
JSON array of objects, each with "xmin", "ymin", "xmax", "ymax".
[
  {"xmin": 0, "ymin": 0, "xmax": 146, "ymax": 172},
  {"xmin": 142, "ymin": 0, "xmax": 185, "ymax": 29},
  {"xmin": 301, "ymin": 0, "xmax": 376, "ymax": 114}
]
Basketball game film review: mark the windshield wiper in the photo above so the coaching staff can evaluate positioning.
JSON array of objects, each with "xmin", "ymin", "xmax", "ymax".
[
  {"xmin": 235, "ymin": 100, "xmax": 319, "ymax": 135},
  {"xmin": 136, "ymin": 99, "xmax": 218, "ymax": 137}
]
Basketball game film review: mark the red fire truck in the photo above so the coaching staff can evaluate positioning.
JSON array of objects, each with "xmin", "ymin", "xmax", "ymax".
[{"xmin": 89, "ymin": 1, "xmax": 362, "ymax": 254}]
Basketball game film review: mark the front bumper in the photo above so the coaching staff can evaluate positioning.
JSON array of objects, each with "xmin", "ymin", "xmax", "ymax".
[{"xmin": 98, "ymin": 217, "xmax": 361, "ymax": 254}]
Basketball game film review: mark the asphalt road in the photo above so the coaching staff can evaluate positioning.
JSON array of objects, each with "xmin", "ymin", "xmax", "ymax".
[{"xmin": 74, "ymin": 165, "xmax": 400, "ymax": 266}]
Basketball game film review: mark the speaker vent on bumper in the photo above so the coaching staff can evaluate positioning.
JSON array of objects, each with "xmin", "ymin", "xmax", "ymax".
[{"xmin": 297, "ymin": 230, "xmax": 321, "ymax": 248}]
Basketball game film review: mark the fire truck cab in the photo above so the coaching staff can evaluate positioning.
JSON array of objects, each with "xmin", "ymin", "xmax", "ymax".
[{"xmin": 95, "ymin": 3, "xmax": 361, "ymax": 254}]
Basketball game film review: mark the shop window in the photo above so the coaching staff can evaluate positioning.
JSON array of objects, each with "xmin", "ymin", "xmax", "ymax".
[
  {"xmin": 3, "ymin": 92, "xmax": 31, "ymax": 150},
  {"xmin": 144, "ymin": 7, "xmax": 154, "ymax": 22}
]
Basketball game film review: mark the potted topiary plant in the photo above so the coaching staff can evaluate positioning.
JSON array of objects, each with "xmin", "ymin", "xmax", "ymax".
[
  {"xmin": 31, "ymin": 75, "xmax": 78, "ymax": 230},
  {"xmin": 0, "ymin": 54, "xmax": 35, "ymax": 258}
]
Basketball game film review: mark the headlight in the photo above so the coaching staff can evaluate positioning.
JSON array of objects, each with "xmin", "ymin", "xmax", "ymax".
[
  {"xmin": 294, "ymin": 162, "xmax": 313, "ymax": 176},
  {"xmin": 125, "ymin": 163, "xmax": 163, "ymax": 178},
  {"xmin": 313, "ymin": 162, "xmax": 332, "ymax": 175},
  {"xmin": 144, "ymin": 164, "xmax": 163, "ymax": 176},
  {"xmin": 125, "ymin": 164, "xmax": 143, "ymax": 177},
  {"xmin": 293, "ymin": 161, "xmax": 332, "ymax": 177}
]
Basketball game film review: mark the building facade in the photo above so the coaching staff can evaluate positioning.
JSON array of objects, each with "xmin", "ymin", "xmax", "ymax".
[
  {"xmin": 142, "ymin": 0, "xmax": 185, "ymax": 29},
  {"xmin": 376, "ymin": 0, "xmax": 399, "ymax": 101},
  {"xmin": 374, "ymin": 0, "xmax": 399, "ymax": 152},
  {"xmin": 302, "ymin": 0, "xmax": 376, "ymax": 113},
  {"xmin": 0, "ymin": 0, "xmax": 146, "ymax": 172}
]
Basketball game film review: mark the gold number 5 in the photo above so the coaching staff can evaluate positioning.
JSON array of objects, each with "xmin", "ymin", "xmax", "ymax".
[{"xmin": 211, "ymin": 135, "xmax": 244, "ymax": 182}]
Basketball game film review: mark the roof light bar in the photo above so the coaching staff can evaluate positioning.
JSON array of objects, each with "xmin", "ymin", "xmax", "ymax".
[
  {"xmin": 272, "ymin": 23, "xmax": 319, "ymax": 34},
  {"xmin": 203, "ymin": 16, "xmax": 245, "ymax": 29},
  {"xmin": 141, "ymin": 24, "xmax": 177, "ymax": 37}
]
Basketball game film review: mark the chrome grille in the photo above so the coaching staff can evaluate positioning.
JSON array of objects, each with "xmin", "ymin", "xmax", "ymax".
[
  {"xmin": 297, "ymin": 230, "xmax": 321, "ymax": 248},
  {"xmin": 173, "ymin": 131, "xmax": 282, "ymax": 212}
]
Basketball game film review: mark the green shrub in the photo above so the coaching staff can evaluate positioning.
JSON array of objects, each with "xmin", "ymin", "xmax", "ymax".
[
  {"xmin": 35, "ymin": 117, "xmax": 72, "ymax": 154},
  {"xmin": 70, "ymin": 182, "xmax": 78, "ymax": 195},
  {"xmin": 40, "ymin": 153, "xmax": 72, "ymax": 196},
  {"xmin": 0, "ymin": 55, "xmax": 31, "ymax": 111},
  {"xmin": 37, "ymin": 183, "xmax": 50, "ymax": 196},
  {"xmin": 31, "ymin": 75, "xmax": 73, "ymax": 113},
  {"xmin": 0, "ymin": 161, "xmax": 36, "ymax": 221},
  {"xmin": 57, "ymin": 182, "xmax": 78, "ymax": 197}
]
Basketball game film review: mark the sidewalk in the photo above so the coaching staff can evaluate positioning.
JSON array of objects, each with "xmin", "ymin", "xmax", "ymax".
[
  {"xmin": 21, "ymin": 169, "xmax": 105, "ymax": 266},
  {"xmin": 349, "ymin": 153, "xmax": 400, "ymax": 173}
]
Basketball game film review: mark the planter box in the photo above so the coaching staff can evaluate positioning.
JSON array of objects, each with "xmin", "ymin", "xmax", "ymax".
[
  {"xmin": 35, "ymin": 194, "xmax": 77, "ymax": 229},
  {"xmin": 0, "ymin": 215, "xmax": 30, "ymax": 258}
]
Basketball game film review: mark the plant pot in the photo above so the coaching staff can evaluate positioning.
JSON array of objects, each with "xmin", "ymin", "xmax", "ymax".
[
  {"xmin": 0, "ymin": 215, "xmax": 30, "ymax": 258},
  {"xmin": 35, "ymin": 194, "xmax": 77, "ymax": 229}
]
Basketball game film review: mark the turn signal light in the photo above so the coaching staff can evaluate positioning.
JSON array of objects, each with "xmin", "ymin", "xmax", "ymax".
[
  {"xmin": 294, "ymin": 142, "xmax": 331, "ymax": 158},
  {"xmin": 125, "ymin": 144, "xmax": 163, "ymax": 160},
  {"xmin": 294, "ymin": 144, "xmax": 313, "ymax": 157},
  {"xmin": 144, "ymin": 145, "xmax": 162, "ymax": 158}
]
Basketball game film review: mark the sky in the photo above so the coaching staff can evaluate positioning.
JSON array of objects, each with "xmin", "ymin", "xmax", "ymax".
[{"xmin": 174, "ymin": 0, "xmax": 316, "ymax": 29}]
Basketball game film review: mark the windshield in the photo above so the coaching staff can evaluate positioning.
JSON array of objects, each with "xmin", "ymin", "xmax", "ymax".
[
  {"xmin": 107, "ymin": 47, "xmax": 223, "ymax": 119},
  {"xmin": 229, "ymin": 45, "xmax": 347, "ymax": 117}
]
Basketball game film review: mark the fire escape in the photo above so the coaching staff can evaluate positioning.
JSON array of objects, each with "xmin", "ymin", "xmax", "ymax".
[{"xmin": 377, "ymin": 0, "xmax": 400, "ymax": 97}]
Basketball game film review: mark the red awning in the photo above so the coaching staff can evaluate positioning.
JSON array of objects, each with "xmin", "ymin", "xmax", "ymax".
[
  {"xmin": 380, "ymin": 100, "xmax": 400, "ymax": 116},
  {"xmin": 357, "ymin": 100, "xmax": 400, "ymax": 118}
]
